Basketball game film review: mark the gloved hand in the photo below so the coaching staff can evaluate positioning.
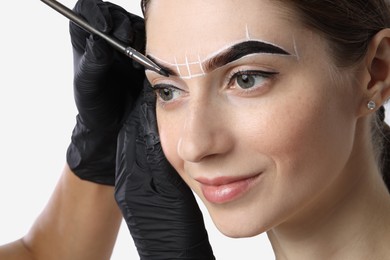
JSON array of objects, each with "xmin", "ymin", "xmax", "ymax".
[
  {"xmin": 115, "ymin": 83, "xmax": 215, "ymax": 259},
  {"xmin": 67, "ymin": 0, "xmax": 145, "ymax": 185}
]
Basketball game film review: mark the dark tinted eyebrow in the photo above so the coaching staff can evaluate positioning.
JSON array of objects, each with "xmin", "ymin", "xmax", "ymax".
[
  {"xmin": 146, "ymin": 55, "xmax": 179, "ymax": 76},
  {"xmin": 146, "ymin": 40, "xmax": 291, "ymax": 76},
  {"xmin": 204, "ymin": 40, "xmax": 290, "ymax": 72}
]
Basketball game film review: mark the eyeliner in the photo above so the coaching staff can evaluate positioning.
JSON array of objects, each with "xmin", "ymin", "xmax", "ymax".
[{"xmin": 40, "ymin": 0, "xmax": 169, "ymax": 77}]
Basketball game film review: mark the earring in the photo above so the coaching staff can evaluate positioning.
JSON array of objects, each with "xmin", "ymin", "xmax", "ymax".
[{"xmin": 367, "ymin": 100, "xmax": 377, "ymax": 110}]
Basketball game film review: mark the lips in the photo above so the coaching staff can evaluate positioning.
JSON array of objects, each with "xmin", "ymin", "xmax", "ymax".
[{"xmin": 196, "ymin": 174, "xmax": 261, "ymax": 204}]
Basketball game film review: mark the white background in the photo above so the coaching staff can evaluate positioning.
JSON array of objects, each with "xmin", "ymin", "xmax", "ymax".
[{"xmin": 0, "ymin": 0, "xmax": 274, "ymax": 259}]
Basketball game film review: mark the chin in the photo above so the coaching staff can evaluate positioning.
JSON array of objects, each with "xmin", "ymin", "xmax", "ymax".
[
  {"xmin": 215, "ymin": 220, "xmax": 267, "ymax": 238},
  {"xmin": 207, "ymin": 208, "xmax": 270, "ymax": 238}
]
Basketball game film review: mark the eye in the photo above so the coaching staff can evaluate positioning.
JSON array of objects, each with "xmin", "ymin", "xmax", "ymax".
[
  {"xmin": 237, "ymin": 74, "xmax": 257, "ymax": 89},
  {"xmin": 229, "ymin": 70, "xmax": 277, "ymax": 90},
  {"xmin": 154, "ymin": 84, "xmax": 183, "ymax": 102}
]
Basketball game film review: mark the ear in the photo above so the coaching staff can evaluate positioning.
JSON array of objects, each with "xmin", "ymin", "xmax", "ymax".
[{"xmin": 359, "ymin": 29, "xmax": 390, "ymax": 116}]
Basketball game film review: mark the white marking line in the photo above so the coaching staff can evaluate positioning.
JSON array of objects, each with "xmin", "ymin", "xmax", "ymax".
[
  {"xmin": 185, "ymin": 55, "xmax": 192, "ymax": 78},
  {"xmin": 198, "ymin": 54, "xmax": 206, "ymax": 75},
  {"xmin": 246, "ymin": 24, "xmax": 251, "ymax": 40},
  {"xmin": 174, "ymin": 56, "xmax": 182, "ymax": 77},
  {"xmin": 292, "ymin": 36, "xmax": 300, "ymax": 61}
]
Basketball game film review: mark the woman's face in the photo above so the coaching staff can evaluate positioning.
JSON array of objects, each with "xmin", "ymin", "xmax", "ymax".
[{"xmin": 145, "ymin": 0, "xmax": 361, "ymax": 237}]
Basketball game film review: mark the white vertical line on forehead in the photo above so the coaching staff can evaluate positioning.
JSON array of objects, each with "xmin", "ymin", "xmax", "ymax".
[
  {"xmin": 292, "ymin": 36, "xmax": 300, "ymax": 61},
  {"xmin": 198, "ymin": 54, "xmax": 206, "ymax": 75},
  {"xmin": 245, "ymin": 24, "xmax": 300, "ymax": 60},
  {"xmin": 246, "ymin": 24, "xmax": 251, "ymax": 40},
  {"xmin": 174, "ymin": 56, "xmax": 182, "ymax": 77},
  {"xmin": 185, "ymin": 54, "xmax": 192, "ymax": 78}
]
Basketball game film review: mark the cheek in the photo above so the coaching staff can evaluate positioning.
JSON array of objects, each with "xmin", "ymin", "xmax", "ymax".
[
  {"xmin": 251, "ymin": 84, "xmax": 356, "ymax": 195},
  {"xmin": 156, "ymin": 107, "xmax": 186, "ymax": 175}
]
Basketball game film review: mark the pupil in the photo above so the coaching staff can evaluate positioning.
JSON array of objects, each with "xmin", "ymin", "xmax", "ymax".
[
  {"xmin": 238, "ymin": 74, "xmax": 255, "ymax": 89},
  {"xmin": 160, "ymin": 88, "xmax": 173, "ymax": 101}
]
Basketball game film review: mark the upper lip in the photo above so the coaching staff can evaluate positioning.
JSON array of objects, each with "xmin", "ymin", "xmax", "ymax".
[{"xmin": 195, "ymin": 173, "xmax": 261, "ymax": 186}]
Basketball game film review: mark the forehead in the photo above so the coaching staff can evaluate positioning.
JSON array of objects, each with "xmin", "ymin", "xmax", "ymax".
[{"xmin": 145, "ymin": 0, "xmax": 298, "ymax": 59}]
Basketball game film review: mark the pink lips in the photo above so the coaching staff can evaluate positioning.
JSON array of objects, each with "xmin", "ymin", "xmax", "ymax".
[{"xmin": 196, "ymin": 174, "xmax": 260, "ymax": 204}]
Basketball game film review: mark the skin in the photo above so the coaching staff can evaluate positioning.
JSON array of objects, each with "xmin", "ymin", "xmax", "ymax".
[{"xmin": 145, "ymin": 0, "xmax": 390, "ymax": 259}]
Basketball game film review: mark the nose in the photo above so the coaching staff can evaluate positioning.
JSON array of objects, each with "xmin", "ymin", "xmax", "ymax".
[{"xmin": 177, "ymin": 96, "xmax": 233, "ymax": 162}]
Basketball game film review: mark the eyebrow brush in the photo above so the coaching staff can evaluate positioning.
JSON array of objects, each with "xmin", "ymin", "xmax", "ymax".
[{"xmin": 40, "ymin": 0, "xmax": 169, "ymax": 77}]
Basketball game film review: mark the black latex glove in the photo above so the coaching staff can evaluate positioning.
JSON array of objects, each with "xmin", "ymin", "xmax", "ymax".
[
  {"xmin": 115, "ymin": 82, "xmax": 215, "ymax": 259},
  {"xmin": 67, "ymin": 0, "xmax": 145, "ymax": 185}
]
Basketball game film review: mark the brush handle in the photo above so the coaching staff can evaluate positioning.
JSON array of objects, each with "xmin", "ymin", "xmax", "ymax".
[{"xmin": 40, "ymin": 0, "xmax": 167, "ymax": 76}]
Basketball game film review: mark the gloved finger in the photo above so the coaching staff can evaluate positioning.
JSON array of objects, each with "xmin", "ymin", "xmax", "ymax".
[
  {"xmin": 107, "ymin": 5, "xmax": 146, "ymax": 52},
  {"xmin": 137, "ymin": 85, "xmax": 194, "ymax": 198},
  {"xmin": 132, "ymin": 136, "xmax": 211, "ymax": 255},
  {"xmin": 72, "ymin": 0, "xmax": 145, "ymax": 51},
  {"xmin": 115, "ymin": 101, "xmax": 141, "ymax": 184},
  {"xmin": 70, "ymin": 0, "xmax": 112, "ymax": 59},
  {"xmin": 80, "ymin": 35, "xmax": 113, "ymax": 68},
  {"xmin": 73, "ymin": 36, "xmax": 113, "ymax": 95},
  {"xmin": 117, "ymin": 113, "xmax": 208, "ymax": 251},
  {"xmin": 73, "ymin": 0, "xmax": 112, "ymax": 33}
]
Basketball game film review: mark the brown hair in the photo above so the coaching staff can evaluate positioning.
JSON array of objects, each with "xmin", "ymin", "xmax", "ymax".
[{"xmin": 141, "ymin": 0, "xmax": 390, "ymax": 190}]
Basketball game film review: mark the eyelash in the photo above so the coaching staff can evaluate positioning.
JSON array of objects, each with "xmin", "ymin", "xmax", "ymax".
[{"xmin": 152, "ymin": 69, "xmax": 278, "ymax": 105}]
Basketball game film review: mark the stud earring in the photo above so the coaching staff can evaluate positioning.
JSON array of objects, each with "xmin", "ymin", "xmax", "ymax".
[{"xmin": 367, "ymin": 100, "xmax": 377, "ymax": 110}]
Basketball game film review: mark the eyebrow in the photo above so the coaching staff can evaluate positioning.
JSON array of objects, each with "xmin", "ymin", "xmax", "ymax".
[
  {"xmin": 147, "ymin": 40, "xmax": 291, "ymax": 77},
  {"xmin": 204, "ymin": 40, "xmax": 290, "ymax": 72},
  {"xmin": 147, "ymin": 55, "xmax": 178, "ymax": 76}
]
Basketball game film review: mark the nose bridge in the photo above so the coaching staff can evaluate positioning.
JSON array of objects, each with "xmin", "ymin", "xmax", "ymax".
[{"xmin": 178, "ymin": 91, "xmax": 231, "ymax": 162}]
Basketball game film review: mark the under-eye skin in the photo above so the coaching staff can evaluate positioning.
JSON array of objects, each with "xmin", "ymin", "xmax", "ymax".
[{"xmin": 227, "ymin": 70, "xmax": 278, "ymax": 95}]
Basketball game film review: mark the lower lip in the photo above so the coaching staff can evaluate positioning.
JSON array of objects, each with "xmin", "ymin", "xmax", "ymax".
[{"xmin": 200, "ymin": 175, "xmax": 260, "ymax": 204}]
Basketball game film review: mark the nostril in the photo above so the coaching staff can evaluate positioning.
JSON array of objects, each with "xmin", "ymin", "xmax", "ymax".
[
  {"xmin": 177, "ymin": 129, "xmax": 233, "ymax": 163},
  {"xmin": 177, "ymin": 137, "xmax": 208, "ymax": 162}
]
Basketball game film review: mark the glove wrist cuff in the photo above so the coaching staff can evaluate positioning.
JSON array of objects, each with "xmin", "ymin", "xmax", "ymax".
[{"xmin": 67, "ymin": 115, "xmax": 120, "ymax": 186}]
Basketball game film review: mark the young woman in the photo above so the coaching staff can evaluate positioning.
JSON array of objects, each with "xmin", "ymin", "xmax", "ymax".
[
  {"xmin": 2, "ymin": 0, "xmax": 390, "ymax": 259},
  {"xmin": 142, "ymin": 0, "xmax": 390, "ymax": 258}
]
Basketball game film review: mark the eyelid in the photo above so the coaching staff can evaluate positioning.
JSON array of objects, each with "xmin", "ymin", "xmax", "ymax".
[
  {"xmin": 146, "ymin": 71, "xmax": 187, "ymax": 89},
  {"xmin": 153, "ymin": 83, "xmax": 184, "ymax": 91},
  {"xmin": 226, "ymin": 69, "xmax": 279, "ymax": 86}
]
